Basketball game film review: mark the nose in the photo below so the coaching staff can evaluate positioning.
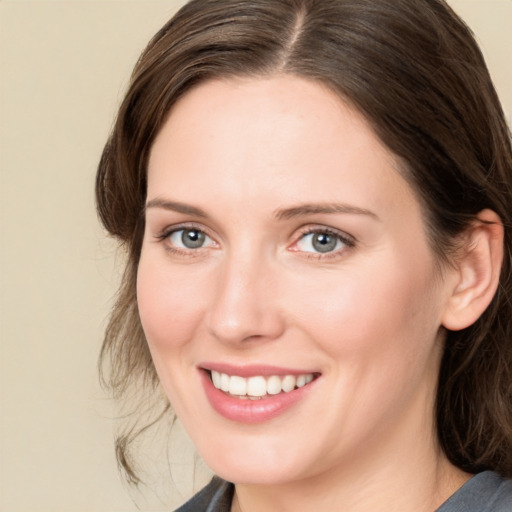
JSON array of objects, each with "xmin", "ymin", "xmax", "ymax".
[{"xmin": 205, "ymin": 253, "xmax": 285, "ymax": 346}]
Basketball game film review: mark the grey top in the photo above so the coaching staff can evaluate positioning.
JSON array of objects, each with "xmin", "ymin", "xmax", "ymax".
[
  {"xmin": 437, "ymin": 471, "xmax": 512, "ymax": 512},
  {"xmin": 175, "ymin": 477, "xmax": 233, "ymax": 512},
  {"xmin": 174, "ymin": 471, "xmax": 512, "ymax": 511}
]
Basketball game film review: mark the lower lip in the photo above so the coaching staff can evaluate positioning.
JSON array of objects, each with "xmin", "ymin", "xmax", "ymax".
[{"xmin": 200, "ymin": 370, "xmax": 316, "ymax": 424}]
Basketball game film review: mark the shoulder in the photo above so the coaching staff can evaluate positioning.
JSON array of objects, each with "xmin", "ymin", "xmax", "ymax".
[
  {"xmin": 174, "ymin": 477, "xmax": 234, "ymax": 512},
  {"xmin": 437, "ymin": 471, "xmax": 512, "ymax": 512}
]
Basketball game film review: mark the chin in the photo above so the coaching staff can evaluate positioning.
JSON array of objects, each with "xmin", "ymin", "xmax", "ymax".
[
  {"xmin": 208, "ymin": 459, "xmax": 301, "ymax": 486},
  {"xmin": 195, "ymin": 433, "xmax": 316, "ymax": 486}
]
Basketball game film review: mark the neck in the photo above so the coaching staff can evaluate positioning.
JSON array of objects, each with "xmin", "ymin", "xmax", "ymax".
[{"xmin": 233, "ymin": 450, "xmax": 468, "ymax": 512}]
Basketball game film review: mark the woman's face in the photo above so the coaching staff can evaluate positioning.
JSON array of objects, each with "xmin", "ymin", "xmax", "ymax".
[{"xmin": 138, "ymin": 76, "xmax": 455, "ymax": 485}]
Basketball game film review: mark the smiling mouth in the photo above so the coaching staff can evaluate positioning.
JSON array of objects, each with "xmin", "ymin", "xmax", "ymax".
[{"xmin": 208, "ymin": 370, "xmax": 318, "ymax": 400}]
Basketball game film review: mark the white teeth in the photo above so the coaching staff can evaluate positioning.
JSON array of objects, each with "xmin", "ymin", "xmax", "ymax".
[
  {"xmin": 211, "ymin": 370, "xmax": 221, "ymax": 388},
  {"xmin": 229, "ymin": 375, "xmax": 247, "ymax": 396},
  {"xmin": 281, "ymin": 375, "xmax": 296, "ymax": 392},
  {"xmin": 220, "ymin": 372, "xmax": 230, "ymax": 392},
  {"xmin": 247, "ymin": 376, "xmax": 267, "ymax": 397},
  {"xmin": 210, "ymin": 370, "xmax": 315, "ymax": 397},
  {"xmin": 266, "ymin": 375, "xmax": 282, "ymax": 395}
]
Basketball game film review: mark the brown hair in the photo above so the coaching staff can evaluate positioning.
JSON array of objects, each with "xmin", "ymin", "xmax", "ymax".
[{"xmin": 96, "ymin": 0, "xmax": 512, "ymax": 484}]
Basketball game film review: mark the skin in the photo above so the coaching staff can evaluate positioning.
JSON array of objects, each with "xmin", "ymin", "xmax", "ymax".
[{"xmin": 137, "ymin": 76, "xmax": 472, "ymax": 511}]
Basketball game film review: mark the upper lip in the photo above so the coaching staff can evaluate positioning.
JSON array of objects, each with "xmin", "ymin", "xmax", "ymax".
[{"xmin": 199, "ymin": 362, "xmax": 320, "ymax": 378}]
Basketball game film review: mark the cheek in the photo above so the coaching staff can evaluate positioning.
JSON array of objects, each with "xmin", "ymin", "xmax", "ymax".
[
  {"xmin": 287, "ymin": 253, "xmax": 442, "ymax": 367},
  {"xmin": 290, "ymin": 258, "xmax": 443, "ymax": 433},
  {"xmin": 136, "ymin": 256, "xmax": 209, "ymax": 352}
]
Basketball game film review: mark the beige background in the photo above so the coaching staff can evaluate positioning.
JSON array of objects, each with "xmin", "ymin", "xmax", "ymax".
[{"xmin": 0, "ymin": 1, "xmax": 510, "ymax": 511}]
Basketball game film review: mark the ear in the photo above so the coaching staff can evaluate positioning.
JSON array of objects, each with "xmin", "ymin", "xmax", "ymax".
[{"xmin": 441, "ymin": 209, "xmax": 504, "ymax": 331}]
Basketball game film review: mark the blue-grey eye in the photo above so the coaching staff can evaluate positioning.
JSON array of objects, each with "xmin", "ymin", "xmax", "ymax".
[
  {"xmin": 169, "ymin": 228, "xmax": 211, "ymax": 249},
  {"xmin": 296, "ymin": 232, "xmax": 344, "ymax": 253}
]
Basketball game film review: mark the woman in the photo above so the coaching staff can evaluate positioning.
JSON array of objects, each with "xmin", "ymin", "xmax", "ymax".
[{"xmin": 96, "ymin": 0, "xmax": 512, "ymax": 510}]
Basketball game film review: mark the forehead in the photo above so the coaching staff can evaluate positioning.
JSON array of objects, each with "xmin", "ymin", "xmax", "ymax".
[{"xmin": 147, "ymin": 75, "xmax": 420, "ymax": 226}]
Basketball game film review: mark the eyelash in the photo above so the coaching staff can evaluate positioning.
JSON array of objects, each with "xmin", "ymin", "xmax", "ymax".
[
  {"xmin": 291, "ymin": 226, "xmax": 356, "ymax": 260},
  {"xmin": 154, "ymin": 224, "xmax": 356, "ymax": 260},
  {"xmin": 154, "ymin": 223, "xmax": 216, "ymax": 257}
]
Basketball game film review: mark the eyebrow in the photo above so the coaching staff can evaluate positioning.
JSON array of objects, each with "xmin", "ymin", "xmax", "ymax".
[
  {"xmin": 274, "ymin": 203, "xmax": 379, "ymax": 221},
  {"xmin": 145, "ymin": 198, "xmax": 379, "ymax": 222},
  {"xmin": 145, "ymin": 198, "xmax": 209, "ymax": 218}
]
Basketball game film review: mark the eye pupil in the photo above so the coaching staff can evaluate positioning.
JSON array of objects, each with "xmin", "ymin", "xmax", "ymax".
[
  {"xmin": 313, "ymin": 233, "xmax": 337, "ymax": 253},
  {"xmin": 182, "ymin": 229, "xmax": 205, "ymax": 249}
]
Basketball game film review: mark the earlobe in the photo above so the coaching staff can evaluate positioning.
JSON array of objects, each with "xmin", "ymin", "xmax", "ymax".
[{"xmin": 441, "ymin": 209, "xmax": 504, "ymax": 331}]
